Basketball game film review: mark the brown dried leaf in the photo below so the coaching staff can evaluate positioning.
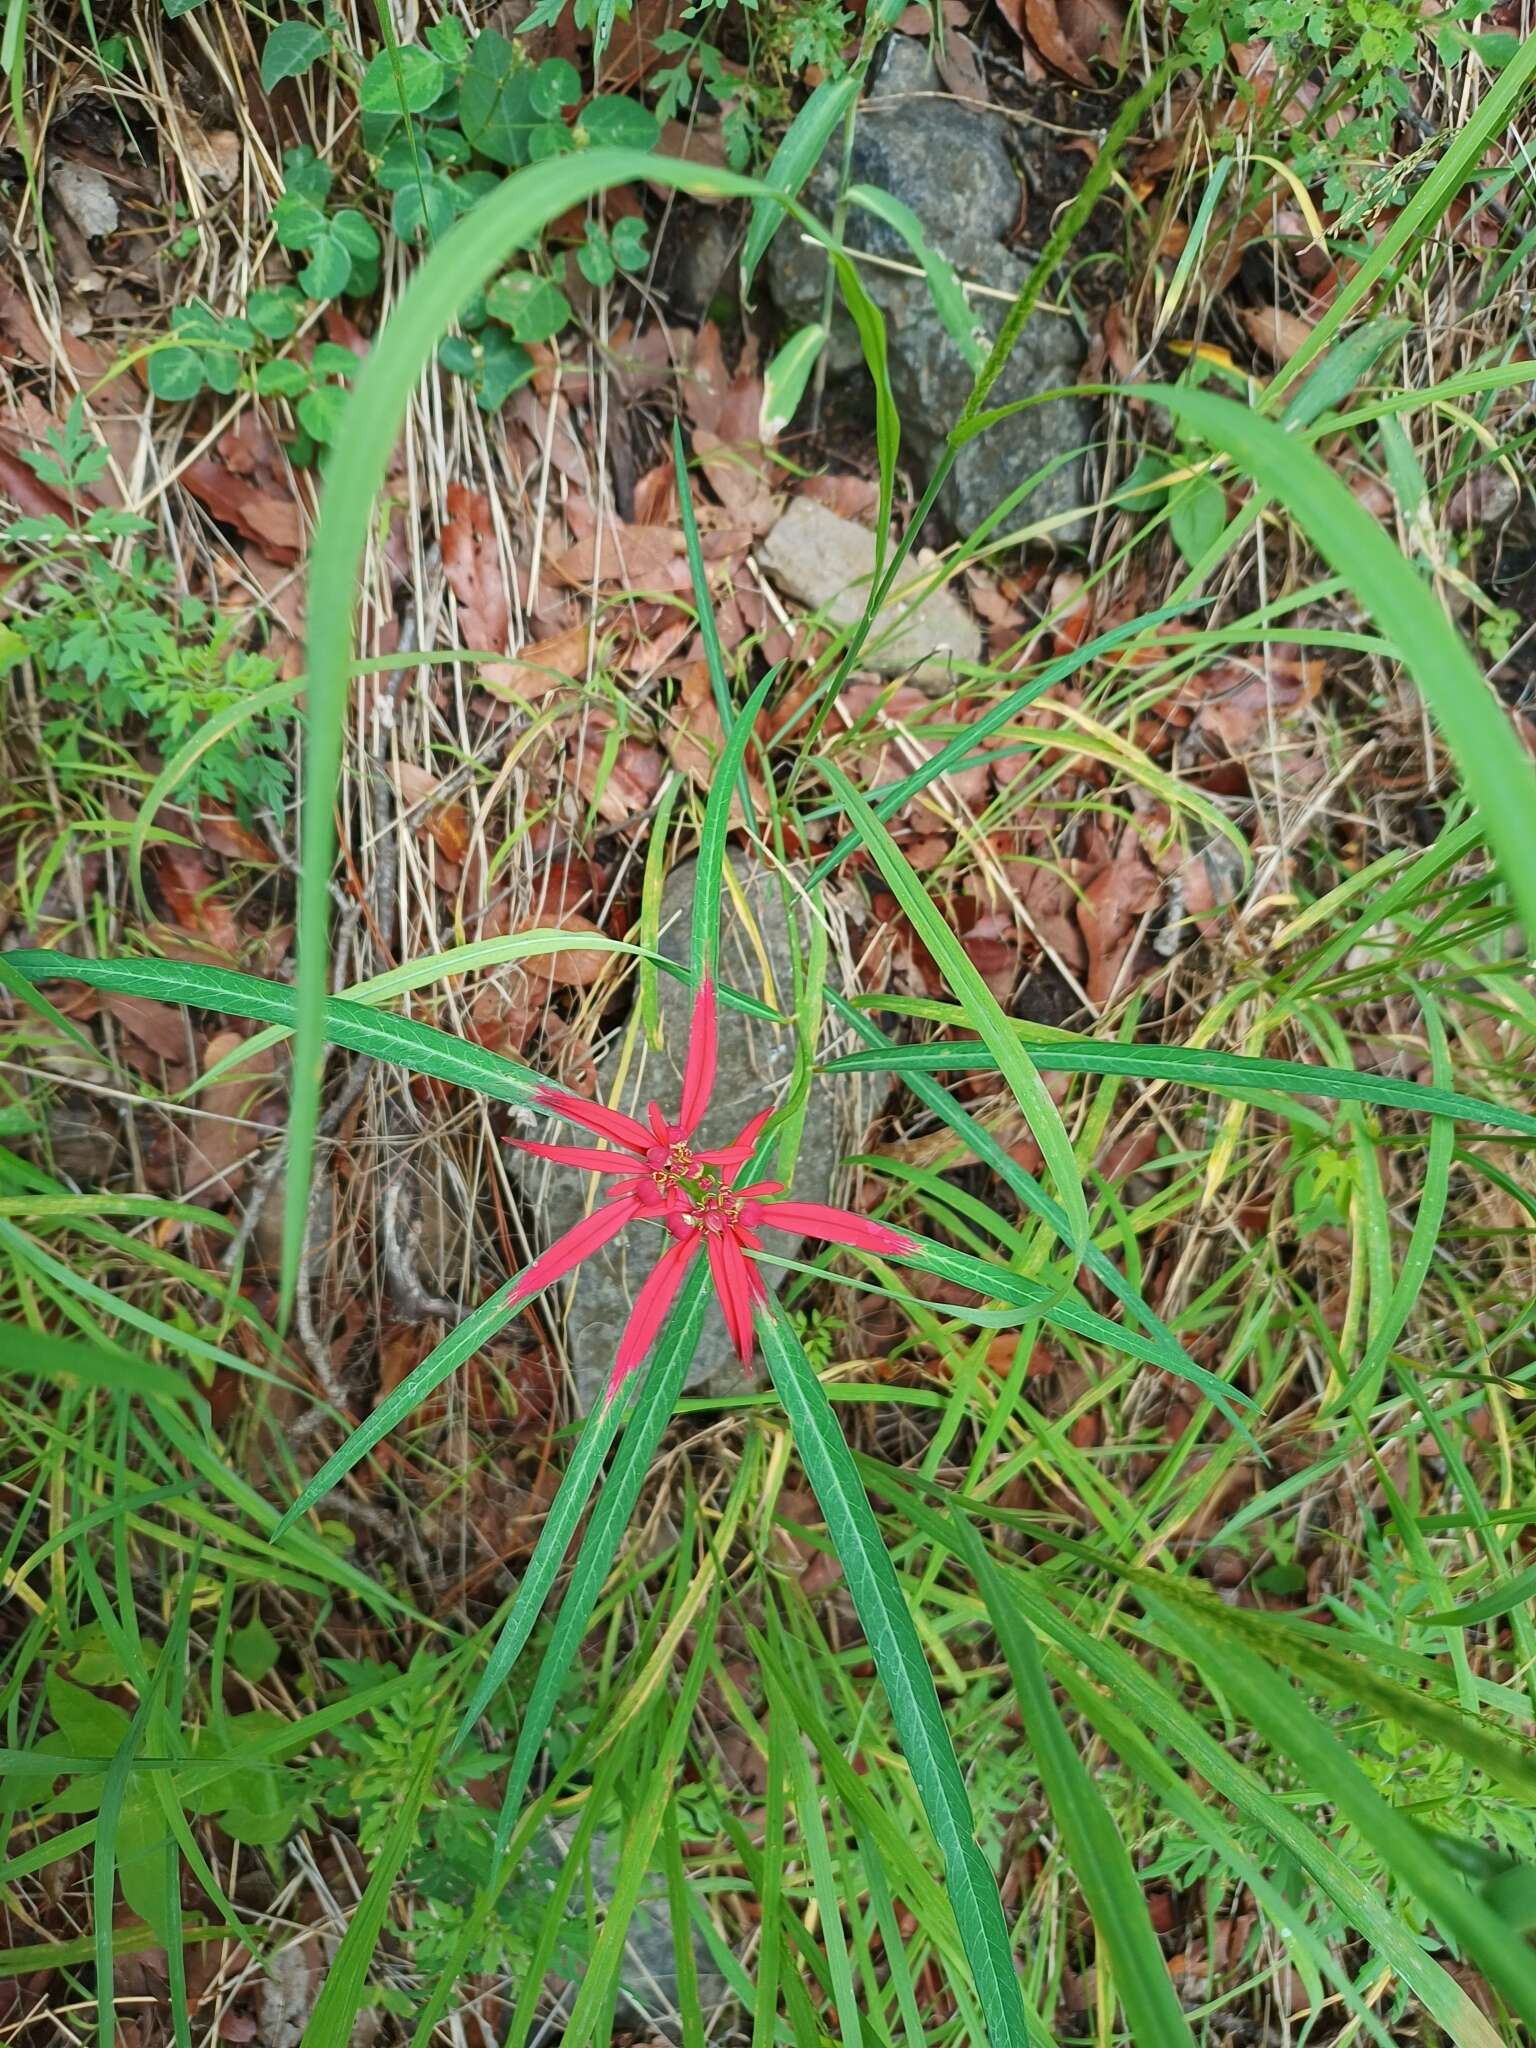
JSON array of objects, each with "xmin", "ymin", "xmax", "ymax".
[
  {"xmin": 152, "ymin": 845, "xmax": 242, "ymax": 954},
  {"xmin": 198, "ymin": 809, "xmax": 277, "ymax": 864},
  {"xmin": 106, "ymin": 993, "xmax": 187, "ymax": 1063},
  {"xmin": 393, "ymin": 761, "xmax": 472, "ymax": 864},
  {"xmin": 519, "ymin": 913, "xmax": 610, "ymax": 986},
  {"xmin": 1238, "ymin": 304, "xmax": 1315, "ymax": 363},
  {"xmin": 553, "ymin": 521, "xmax": 683, "ymax": 589},
  {"xmin": 184, "ymin": 457, "xmax": 303, "ymax": 560},
  {"xmin": 184, "ymin": 1030, "xmax": 277, "ymax": 1203},
  {"xmin": 442, "ymin": 483, "xmax": 510, "ymax": 651},
  {"xmin": 934, "ymin": 29, "xmax": 990, "ymax": 101},
  {"xmin": 1078, "ymin": 838, "xmax": 1160, "ymax": 1006}
]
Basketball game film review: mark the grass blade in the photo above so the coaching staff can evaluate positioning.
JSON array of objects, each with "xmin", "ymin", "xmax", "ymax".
[
  {"xmin": 299, "ymin": 1732, "xmax": 436, "ymax": 2047},
  {"xmin": 818, "ymin": 758, "xmax": 1089, "ymax": 1253},
  {"xmin": 755, "ymin": 1300, "xmax": 1033, "ymax": 2048},
  {"xmin": 272, "ymin": 1284, "xmax": 524, "ymax": 1537},
  {"xmin": 953, "ymin": 1516, "xmax": 1195, "ymax": 2048},
  {"xmin": 1135, "ymin": 382, "xmax": 1536, "ymax": 942},
  {"xmin": 4, "ymin": 950, "xmax": 545, "ymax": 1107},
  {"xmin": 740, "ymin": 73, "xmax": 858, "ymax": 294},
  {"xmin": 1145, "ymin": 1591, "xmax": 1536, "ymax": 2032},
  {"xmin": 449, "ymin": 1384, "xmax": 628, "ymax": 1746},
  {"xmin": 825, "ymin": 1031, "xmax": 1536, "ymax": 1137}
]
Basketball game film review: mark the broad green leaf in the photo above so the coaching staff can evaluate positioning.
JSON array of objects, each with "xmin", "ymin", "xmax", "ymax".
[
  {"xmin": 579, "ymin": 94, "xmax": 659, "ymax": 149},
  {"xmin": 357, "ymin": 44, "xmax": 444, "ymax": 116},
  {"xmin": 146, "ymin": 346, "xmax": 206, "ymax": 402},
  {"xmin": 260, "ymin": 21, "xmax": 327, "ymax": 92},
  {"xmin": 756, "ymin": 1305, "xmax": 1033, "ymax": 2048},
  {"xmin": 817, "ymin": 757, "xmax": 1090, "ymax": 1254},
  {"xmin": 1168, "ymin": 469, "xmax": 1226, "ymax": 565},
  {"xmin": 459, "ymin": 28, "xmax": 537, "ymax": 166},
  {"xmin": 485, "ymin": 269, "xmax": 571, "ymax": 343}
]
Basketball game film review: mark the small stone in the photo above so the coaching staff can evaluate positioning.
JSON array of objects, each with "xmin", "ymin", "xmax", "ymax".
[
  {"xmin": 758, "ymin": 496, "xmax": 980, "ymax": 690},
  {"xmin": 48, "ymin": 160, "xmax": 118, "ymax": 239},
  {"xmin": 661, "ymin": 200, "xmax": 741, "ymax": 321},
  {"xmin": 514, "ymin": 854, "xmax": 849, "ymax": 1410}
]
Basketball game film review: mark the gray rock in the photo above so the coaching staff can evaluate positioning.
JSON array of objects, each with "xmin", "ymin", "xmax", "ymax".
[
  {"xmin": 515, "ymin": 855, "xmax": 844, "ymax": 1410},
  {"xmin": 758, "ymin": 495, "xmax": 979, "ymax": 689},
  {"xmin": 661, "ymin": 200, "xmax": 742, "ymax": 321},
  {"xmin": 550, "ymin": 1822, "xmax": 731, "ymax": 2041},
  {"xmin": 765, "ymin": 35, "xmax": 1094, "ymax": 541}
]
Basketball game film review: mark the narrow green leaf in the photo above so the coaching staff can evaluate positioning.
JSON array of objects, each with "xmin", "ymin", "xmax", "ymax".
[
  {"xmin": 292, "ymin": 148, "xmax": 777, "ymax": 1333},
  {"xmin": 954, "ymin": 1516, "xmax": 1195, "ymax": 2048},
  {"xmin": 761, "ymin": 321, "xmax": 828, "ymax": 438},
  {"xmin": 825, "ymin": 1031, "xmax": 1536, "ymax": 1137},
  {"xmin": 689, "ymin": 666, "xmax": 778, "ymax": 980},
  {"xmin": 848, "ymin": 183, "xmax": 984, "ymax": 371},
  {"xmin": 299, "ymin": 1733, "xmax": 436, "ymax": 2047},
  {"xmin": 484, "ymin": 1264, "xmax": 712, "ymax": 1861},
  {"xmin": 740, "ymin": 73, "xmax": 858, "ymax": 294},
  {"xmin": 1146, "ymin": 1592, "xmax": 1536, "ymax": 2032},
  {"xmin": 0, "ymin": 1325, "xmax": 192, "ymax": 1406},
  {"xmin": 817, "ymin": 757, "xmax": 1089, "ymax": 1253},
  {"xmin": 450, "ymin": 1384, "xmax": 627, "ymax": 1745},
  {"xmin": 274, "ymin": 1285, "xmax": 523, "ymax": 1537},
  {"xmin": 756, "ymin": 1302, "xmax": 1033, "ymax": 2048},
  {"xmin": 1136, "ymin": 382, "xmax": 1536, "ymax": 942},
  {"xmin": 5, "ymin": 950, "xmax": 545, "ymax": 1109}
]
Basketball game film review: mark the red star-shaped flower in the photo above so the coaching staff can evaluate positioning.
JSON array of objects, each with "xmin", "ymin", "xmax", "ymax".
[{"xmin": 504, "ymin": 977, "xmax": 913, "ymax": 1401}]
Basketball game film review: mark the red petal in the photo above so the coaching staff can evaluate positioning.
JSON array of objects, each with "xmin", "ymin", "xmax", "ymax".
[
  {"xmin": 705, "ymin": 1229, "xmax": 757, "ymax": 1365},
  {"xmin": 608, "ymin": 1233, "xmax": 703, "ymax": 1398},
  {"xmin": 535, "ymin": 1087, "xmax": 653, "ymax": 1155},
  {"xmin": 507, "ymin": 1195, "xmax": 639, "ymax": 1305},
  {"xmin": 757, "ymin": 1201, "xmax": 914, "ymax": 1258},
  {"xmin": 697, "ymin": 1106, "xmax": 773, "ymax": 1170},
  {"xmin": 508, "ymin": 1138, "xmax": 636, "ymax": 1174},
  {"xmin": 678, "ymin": 977, "xmax": 717, "ymax": 1137}
]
